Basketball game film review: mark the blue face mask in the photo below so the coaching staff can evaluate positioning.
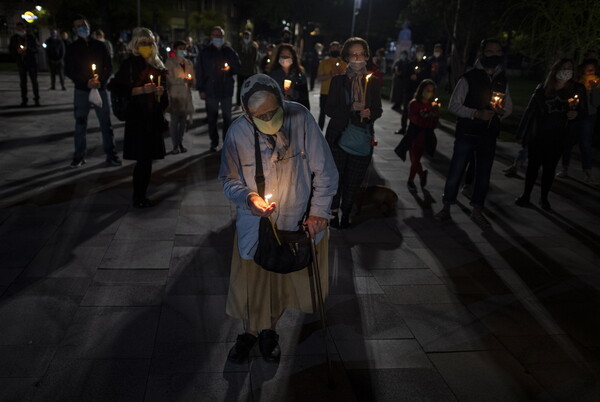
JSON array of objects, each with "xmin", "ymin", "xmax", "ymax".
[
  {"xmin": 51, "ymin": 32, "xmax": 58, "ymax": 39},
  {"xmin": 76, "ymin": 26, "xmax": 90, "ymax": 39},
  {"xmin": 243, "ymin": 38, "xmax": 250, "ymax": 45},
  {"xmin": 212, "ymin": 38, "xmax": 224, "ymax": 47},
  {"xmin": 177, "ymin": 49, "xmax": 187, "ymax": 58}
]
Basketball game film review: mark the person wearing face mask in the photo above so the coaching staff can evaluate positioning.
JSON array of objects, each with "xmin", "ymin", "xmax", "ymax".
[
  {"xmin": 110, "ymin": 27, "xmax": 168, "ymax": 208},
  {"xmin": 9, "ymin": 22, "xmax": 41, "ymax": 107},
  {"xmin": 165, "ymin": 40, "xmax": 196, "ymax": 154},
  {"xmin": 93, "ymin": 29, "xmax": 114, "ymax": 60},
  {"xmin": 429, "ymin": 43, "xmax": 447, "ymax": 85},
  {"xmin": 435, "ymin": 38, "xmax": 512, "ymax": 225},
  {"xmin": 514, "ymin": 59, "xmax": 584, "ymax": 210},
  {"xmin": 317, "ymin": 41, "xmax": 347, "ymax": 129},
  {"xmin": 234, "ymin": 31, "xmax": 258, "ymax": 107},
  {"xmin": 65, "ymin": 14, "xmax": 121, "ymax": 168},
  {"xmin": 267, "ymin": 43, "xmax": 310, "ymax": 110},
  {"xmin": 195, "ymin": 26, "xmax": 241, "ymax": 152},
  {"xmin": 325, "ymin": 37, "xmax": 383, "ymax": 229},
  {"xmin": 395, "ymin": 45, "xmax": 431, "ymax": 135},
  {"xmin": 45, "ymin": 28, "xmax": 66, "ymax": 91},
  {"xmin": 557, "ymin": 59, "xmax": 600, "ymax": 184},
  {"xmin": 219, "ymin": 74, "xmax": 337, "ymax": 363},
  {"xmin": 396, "ymin": 79, "xmax": 439, "ymax": 192}
]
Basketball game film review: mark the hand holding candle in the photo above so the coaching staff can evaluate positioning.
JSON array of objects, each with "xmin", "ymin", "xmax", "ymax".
[
  {"xmin": 222, "ymin": 62, "xmax": 230, "ymax": 71},
  {"xmin": 432, "ymin": 97, "xmax": 441, "ymax": 108},
  {"xmin": 490, "ymin": 91, "xmax": 506, "ymax": 112},
  {"xmin": 568, "ymin": 94, "xmax": 580, "ymax": 110},
  {"xmin": 283, "ymin": 79, "xmax": 292, "ymax": 91}
]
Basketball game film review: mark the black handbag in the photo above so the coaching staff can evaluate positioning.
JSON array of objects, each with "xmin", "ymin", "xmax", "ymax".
[{"xmin": 252, "ymin": 128, "xmax": 313, "ymax": 274}]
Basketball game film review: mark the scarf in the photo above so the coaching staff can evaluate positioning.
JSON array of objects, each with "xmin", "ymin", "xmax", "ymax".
[{"xmin": 346, "ymin": 63, "xmax": 367, "ymax": 109}]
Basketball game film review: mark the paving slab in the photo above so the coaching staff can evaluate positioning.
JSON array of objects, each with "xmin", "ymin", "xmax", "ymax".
[
  {"xmin": 335, "ymin": 339, "xmax": 432, "ymax": 370},
  {"xmin": 100, "ymin": 239, "xmax": 173, "ymax": 269}
]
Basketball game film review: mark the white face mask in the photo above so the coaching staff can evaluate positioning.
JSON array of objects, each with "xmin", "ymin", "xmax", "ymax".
[
  {"xmin": 349, "ymin": 60, "xmax": 366, "ymax": 70},
  {"xmin": 279, "ymin": 58, "xmax": 292, "ymax": 68},
  {"xmin": 433, "ymin": 51, "xmax": 442, "ymax": 58},
  {"xmin": 556, "ymin": 69, "xmax": 573, "ymax": 81}
]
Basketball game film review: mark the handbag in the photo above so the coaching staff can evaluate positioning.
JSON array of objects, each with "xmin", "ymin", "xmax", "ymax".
[
  {"xmin": 252, "ymin": 128, "xmax": 313, "ymax": 274},
  {"xmin": 338, "ymin": 122, "xmax": 373, "ymax": 156}
]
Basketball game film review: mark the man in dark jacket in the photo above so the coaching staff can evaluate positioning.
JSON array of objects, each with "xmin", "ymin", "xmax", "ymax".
[
  {"xmin": 235, "ymin": 30, "xmax": 258, "ymax": 107},
  {"xmin": 65, "ymin": 14, "xmax": 121, "ymax": 168},
  {"xmin": 45, "ymin": 28, "xmax": 66, "ymax": 90},
  {"xmin": 9, "ymin": 22, "xmax": 40, "ymax": 107},
  {"xmin": 196, "ymin": 26, "xmax": 241, "ymax": 152},
  {"xmin": 435, "ymin": 38, "xmax": 513, "ymax": 226}
]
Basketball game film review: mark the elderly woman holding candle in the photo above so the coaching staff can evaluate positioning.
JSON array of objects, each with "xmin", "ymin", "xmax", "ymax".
[
  {"xmin": 219, "ymin": 74, "xmax": 337, "ymax": 363},
  {"xmin": 515, "ymin": 58, "xmax": 585, "ymax": 210},
  {"xmin": 111, "ymin": 27, "xmax": 168, "ymax": 208},
  {"xmin": 267, "ymin": 43, "xmax": 310, "ymax": 110},
  {"xmin": 165, "ymin": 40, "xmax": 196, "ymax": 154},
  {"xmin": 325, "ymin": 37, "xmax": 382, "ymax": 228}
]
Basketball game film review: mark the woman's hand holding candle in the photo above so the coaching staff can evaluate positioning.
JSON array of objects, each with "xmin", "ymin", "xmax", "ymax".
[{"xmin": 247, "ymin": 193, "xmax": 276, "ymax": 217}]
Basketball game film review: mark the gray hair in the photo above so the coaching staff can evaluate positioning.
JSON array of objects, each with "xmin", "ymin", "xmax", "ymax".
[{"xmin": 247, "ymin": 91, "xmax": 274, "ymax": 111}]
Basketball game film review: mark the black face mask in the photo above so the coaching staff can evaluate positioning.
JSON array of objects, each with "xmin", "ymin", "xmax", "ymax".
[
  {"xmin": 481, "ymin": 55, "xmax": 502, "ymax": 69},
  {"xmin": 330, "ymin": 50, "xmax": 340, "ymax": 58}
]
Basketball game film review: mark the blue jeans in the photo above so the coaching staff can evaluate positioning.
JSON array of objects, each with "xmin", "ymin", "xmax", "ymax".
[
  {"xmin": 205, "ymin": 96, "xmax": 232, "ymax": 148},
  {"xmin": 442, "ymin": 132, "xmax": 497, "ymax": 208},
  {"xmin": 73, "ymin": 89, "xmax": 116, "ymax": 158},
  {"xmin": 562, "ymin": 114, "xmax": 595, "ymax": 171}
]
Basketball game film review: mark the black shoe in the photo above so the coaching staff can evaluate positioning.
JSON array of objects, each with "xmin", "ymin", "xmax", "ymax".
[
  {"xmin": 34, "ymin": 100, "xmax": 41, "ymax": 107},
  {"xmin": 209, "ymin": 147, "xmax": 218, "ymax": 153},
  {"xmin": 340, "ymin": 214, "xmax": 350, "ymax": 229},
  {"xmin": 514, "ymin": 196, "xmax": 531, "ymax": 207},
  {"xmin": 394, "ymin": 128, "xmax": 406, "ymax": 135},
  {"xmin": 330, "ymin": 212, "xmax": 339, "ymax": 229},
  {"xmin": 228, "ymin": 333, "xmax": 257, "ymax": 363},
  {"xmin": 420, "ymin": 170, "xmax": 428, "ymax": 189},
  {"xmin": 539, "ymin": 198, "xmax": 551, "ymax": 210},
  {"xmin": 132, "ymin": 197, "xmax": 153, "ymax": 208},
  {"xmin": 70, "ymin": 157, "xmax": 86, "ymax": 168},
  {"xmin": 50, "ymin": 87, "xmax": 55, "ymax": 90},
  {"xmin": 258, "ymin": 330, "xmax": 281, "ymax": 362},
  {"xmin": 171, "ymin": 147, "xmax": 180, "ymax": 155},
  {"xmin": 179, "ymin": 144, "xmax": 188, "ymax": 153},
  {"xmin": 106, "ymin": 154, "xmax": 122, "ymax": 166},
  {"xmin": 407, "ymin": 180, "xmax": 417, "ymax": 192},
  {"xmin": 20, "ymin": 101, "xmax": 27, "ymax": 107},
  {"xmin": 61, "ymin": 87, "xmax": 67, "ymax": 91}
]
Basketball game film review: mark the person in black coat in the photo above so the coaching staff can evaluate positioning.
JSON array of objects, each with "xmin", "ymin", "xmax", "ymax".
[
  {"xmin": 515, "ymin": 58, "xmax": 584, "ymax": 210},
  {"xmin": 325, "ymin": 37, "xmax": 383, "ymax": 229},
  {"xmin": 45, "ymin": 28, "xmax": 66, "ymax": 90},
  {"xmin": 9, "ymin": 22, "xmax": 40, "ymax": 106},
  {"xmin": 395, "ymin": 45, "xmax": 431, "ymax": 134},
  {"xmin": 268, "ymin": 43, "xmax": 310, "ymax": 110},
  {"xmin": 111, "ymin": 27, "xmax": 168, "ymax": 208}
]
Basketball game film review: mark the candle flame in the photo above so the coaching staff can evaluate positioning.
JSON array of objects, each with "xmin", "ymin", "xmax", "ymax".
[
  {"xmin": 335, "ymin": 62, "xmax": 340, "ymax": 66},
  {"xmin": 92, "ymin": 64, "xmax": 96, "ymax": 71},
  {"xmin": 574, "ymin": 95, "xmax": 579, "ymax": 99},
  {"xmin": 187, "ymin": 74, "xmax": 192, "ymax": 78},
  {"xmin": 366, "ymin": 73, "xmax": 373, "ymax": 80},
  {"xmin": 434, "ymin": 98, "xmax": 439, "ymax": 102},
  {"xmin": 224, "ymin": 63, "xmax": 229, "ymax": 67},
  {"xmin": 265, "ymin": 194, "xmax": 273, "ymax": 201},
  {"xmin": 150, "ymin": 74, "xmax": 154, "ymax": 82}
]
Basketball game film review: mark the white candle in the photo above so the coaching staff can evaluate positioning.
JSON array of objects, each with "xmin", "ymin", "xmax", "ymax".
[
  {"xmin": 283, "ymin": 79, "xmax": 292, "ymax": 91},
  {"xmin": 149, "ymin": 74, "xmax": 154, "ymax": 84}
]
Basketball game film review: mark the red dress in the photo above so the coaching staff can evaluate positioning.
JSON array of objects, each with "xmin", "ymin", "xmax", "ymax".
[{"xmin": 407, "ymin": 100, "xmax": 439, "ymax": 181}]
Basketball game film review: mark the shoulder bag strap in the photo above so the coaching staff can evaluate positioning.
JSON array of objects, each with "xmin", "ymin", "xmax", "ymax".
[{"xmin": 253, "ymin": 128, "xmax": 265, "ymax": 197}]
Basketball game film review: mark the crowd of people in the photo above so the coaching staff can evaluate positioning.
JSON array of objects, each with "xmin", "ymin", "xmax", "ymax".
[{"xmin": 8, "ymin": 15, "xmax": 599, "ymax": 365}]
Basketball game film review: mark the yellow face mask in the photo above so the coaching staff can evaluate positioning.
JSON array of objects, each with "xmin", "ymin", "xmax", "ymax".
[
  {"xmin": 138, "ymin": 45, "xmax": 153, "ymax": 59},
  {"xmin": 252, "ymin": 107, "xmax": 284, "ymax": 135}
]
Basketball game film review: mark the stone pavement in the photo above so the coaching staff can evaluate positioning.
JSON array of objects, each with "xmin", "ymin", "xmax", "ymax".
[{"xmin": 1, "ymin": 70, "xmax": 600, "ymax": 401}]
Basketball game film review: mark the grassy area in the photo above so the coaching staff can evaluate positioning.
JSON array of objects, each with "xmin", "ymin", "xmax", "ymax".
[{"xmin": 381, "ymin": 72, "xmax": 539, "ymax": 142}]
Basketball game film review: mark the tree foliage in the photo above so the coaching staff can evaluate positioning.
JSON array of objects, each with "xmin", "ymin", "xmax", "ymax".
[{"xmin": 504, "ymin": 0, "xmax": 600, "ymax": 66}]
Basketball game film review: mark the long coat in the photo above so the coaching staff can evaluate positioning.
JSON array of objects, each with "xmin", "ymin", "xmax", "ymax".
[{"xmin": 111, "ymin": 55, "xmax": 168, "ymax": 160}]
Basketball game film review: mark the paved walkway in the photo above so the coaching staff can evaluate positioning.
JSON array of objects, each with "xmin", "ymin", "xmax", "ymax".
[{"xmin": 1, "ymin": 71, "xmax": 600, "ymax": 401}]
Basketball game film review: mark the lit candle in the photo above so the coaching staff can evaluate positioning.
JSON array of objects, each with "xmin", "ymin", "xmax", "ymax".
[
  {"xmin": 490, "ymin": 91, "xmax": 505, "ymax": 109},
  {"xmin": 433, "ymin": 97, "xmax": 441, "ymax": 108},
  {"xmin": 267, "ymin": 58, "xmax": 271, "ymax": 64},
  {"xmin": 92, "ymin": 64, "xmax": 96, "ymax": 73},
  {"xmin": 568, "ymin": 94, "xmax": 580, "ymax": 110},
  {"xmin": 414, "ymin": 65, "xmax": 419, "ymax": 71},
  {"xmin": 187, "ymin": 74, "xmax": 192, "ymax": 79},
  {"xmin": 149, "ymin": 74, "xmax": 154, "ymax": 84},
  {"xmin": 19, "ymin": 45, "xmax": 24, "ymax": 50},
  {"xmin": 363, "ymin": 73, "xmax": 373, "ymax": 103},
  {"xmin": 283, "ymin": 79, "xmax": 292, "ymax": 91},
  {"xmin": 335, "ymin": 62, "xmax": 340, "ymax": 67},
  {"xmin": 265, "ymin": 193, "xmax": 273, "ymax": 201}
]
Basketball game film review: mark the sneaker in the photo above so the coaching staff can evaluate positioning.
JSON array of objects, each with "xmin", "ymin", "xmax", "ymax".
[
  {"xmin": 461, "ymin": 184, "xmax": 473, "ymax": 199},
  {"xmin": 407, "ymin": 180, "xmax": 417, "ymax": 192},
  {"xmin": 70, "ymin": 157, "xmax": 86, "ymax": 168},
  {"xmin": 258, "ymin": 330, "xmax": 281, "ymax": 362},
  {"xmin": 471, "ymin": 212, "xmax": 491, "ymax": 228},
  {"xmin": 106, "ymin": 154, "xmax": 122, "ymax": 166},
  {"xmin": 420, "ymin": 170, "xmax": 428, "ymax": 189},
  {"xmin": 228, "ymin": 333, "xmax": 257, "ymax": 363},
  {"xmin": 556, "ymin": 168, "xmax": 568, "ymax": 178},
  {"xmin": 434, "ymin": 209, "xmax": 451, "ymax": 221},
  {"xmin": 514, "ymin": 196, "xmax": 532, "ymax": 207}
]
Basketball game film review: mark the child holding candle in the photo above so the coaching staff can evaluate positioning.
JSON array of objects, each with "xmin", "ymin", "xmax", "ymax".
[
  {"xmin": 111, "ymin": 27, "xmax": 168, "ymax": 208},
  {"xmin": 166, "ymin": 40, "xmax": 196, "ymax": 154},
  {"xmin": 515, "ymin": 58, "xmax": 584, "ymax": 210},
  {"xmin": 395, "ymin": 79, "xmax": 439, "ymax": 192}
]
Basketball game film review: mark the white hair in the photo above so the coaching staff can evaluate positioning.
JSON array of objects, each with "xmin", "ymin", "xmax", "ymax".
[
  {"xmin": 127, "ymin": 27, "xmax": 165, "ymax": 70},
  {"xmin": 247, "ymin": 90, "xmax": 275, "ymax": 111}
]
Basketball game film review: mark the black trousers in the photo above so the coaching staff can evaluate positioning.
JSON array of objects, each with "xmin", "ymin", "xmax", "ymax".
[
  {"xmin": 318, "ymin": 94, "xmax": 328, "ymax": 130},
  {"xmin": 133, "ymin": 158, "xmax": 152, "ymax": 199},
  {"xmin": 49, "ymin": 60, "xmax": 65, "ymax": 89},
  {"xmin": 522, "ymin": 136, "xmax": 563, "ymax": 202},
  {"xmin": 18, "ymin": 63, "xmax": 40, "ymax": 103},
  {"xmin": 330, "ymin": 143, "xmax": 372, "ymax": 216}
]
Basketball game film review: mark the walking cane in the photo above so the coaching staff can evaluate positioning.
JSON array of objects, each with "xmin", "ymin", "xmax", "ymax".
[{"xmin": 309, "ymin": 233, "xmax": 336, "ymax": 389}]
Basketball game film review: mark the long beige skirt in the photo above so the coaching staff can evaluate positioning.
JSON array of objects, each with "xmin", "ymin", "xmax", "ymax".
[{"xmin": 226, "ymin": 229, "xmax": 329, "ymax": 332}]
